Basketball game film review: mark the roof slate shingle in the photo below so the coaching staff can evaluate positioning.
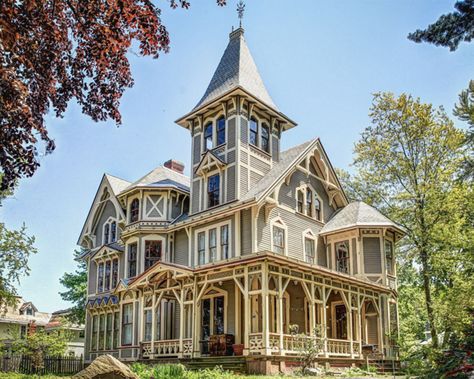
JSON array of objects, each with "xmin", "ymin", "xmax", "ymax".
[
  {"xmin": 123, "ymin": 166, "xmax": 190, "ymax": 194},
  {"xmin": 194, "ymin": 28, "xmax": 277, "ymax": 111}
]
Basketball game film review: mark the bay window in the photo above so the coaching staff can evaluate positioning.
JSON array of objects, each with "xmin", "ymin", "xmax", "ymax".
[
  {"xmin": 106, "ymin": 313, "xmax": 113, "ymax": 350},
  {"xmin": 97, "ymin": 263, "xmax": 104, "ymax": 293},
  {"xmin": 112, "ymin": 259, "xmax": 119, "ymax": 288},
  {"xmin": 122, "ymin": 303, "xmax": 133, "ymax": 346},
  {"xmin": 145, "ymin": 240, "xmax": 162, "ymax": 270},
  {"xmin": 130, "ymin": 199, "xmax": 139, "ymax": 223},
  {"xmin": 104, "ymin": 261, "xmax": 111, "ymax": 291},
  {"xmin": 385, "ymin": 240, "xmax": 394, "ymax": 275},
  {"xmin": 196, "ymin": 222, "xmax": 231, "ymax": 265},
  {"xmin": 335, "ymin": 241, "xmax": 350, "ymax": 273},
  {"xmin": 128, "ymin": 243, "xmax": 137, "ymax": 278}
]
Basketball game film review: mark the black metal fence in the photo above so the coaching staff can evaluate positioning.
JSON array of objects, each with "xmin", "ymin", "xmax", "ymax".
[{"xmin": 0, "ymin": 355, "xmax": 84, "ymax": 375}]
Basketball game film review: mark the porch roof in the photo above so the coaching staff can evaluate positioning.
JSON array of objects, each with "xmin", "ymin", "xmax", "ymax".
[{"xmin": 124, "ymin": 261, "xmax": 194, "ymax": 290}]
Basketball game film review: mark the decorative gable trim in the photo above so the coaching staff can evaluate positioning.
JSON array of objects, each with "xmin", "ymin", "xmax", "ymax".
[{"xmin": 194, "ymin": 151, "xmax": 227, "ymax": 177}]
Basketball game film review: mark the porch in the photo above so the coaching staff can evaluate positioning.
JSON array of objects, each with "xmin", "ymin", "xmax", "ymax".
[{"xmin": 130, "ymin": 254, "xmax": 393, "ymax": 361}]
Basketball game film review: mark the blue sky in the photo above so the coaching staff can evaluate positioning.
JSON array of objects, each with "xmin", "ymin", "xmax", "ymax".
[{"xmin": 1, "ymin": 0, "xmax": 472, "ymax": 312}]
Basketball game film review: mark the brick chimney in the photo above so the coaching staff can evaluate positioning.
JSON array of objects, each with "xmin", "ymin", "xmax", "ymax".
[{"xmin": 164, "ymin": 159, "xmax": 185, "ymax": 174}]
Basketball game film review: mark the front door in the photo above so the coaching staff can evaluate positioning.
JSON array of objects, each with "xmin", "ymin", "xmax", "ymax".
[{"xmin": 335, "ymin": 304, "xmax": 347, "ymax": 339}]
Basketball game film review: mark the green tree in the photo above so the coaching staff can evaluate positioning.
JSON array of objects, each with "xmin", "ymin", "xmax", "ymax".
[
  {"xmin": 345, "ymin": 93, "xmax": 467, "ymax": 349},
  {"xmin": 0, "ymin": 175, "xmax": 38, "ymax": 310},
  {"xmin": 454, "ymin": 80, "xmax": 474, "ymax": 179},
  {"xmin": 408, "ymin": 0, "xmax": 474, "ymax": 51},
  {"xmin": 59, "ymin": 249, "xmax": 87, "ymax": 325}
]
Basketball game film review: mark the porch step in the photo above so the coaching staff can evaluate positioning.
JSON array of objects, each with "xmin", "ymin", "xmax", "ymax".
[
  {"xmin": 369, "ymin": 359, "xmax": 402, "ymax": 375},
  {"xmin": 184, "ymin": 356, "xmax": 247, "ymax": 374}
]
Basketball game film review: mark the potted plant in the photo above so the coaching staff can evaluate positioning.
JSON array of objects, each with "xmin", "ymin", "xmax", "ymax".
[{"xmin": 232, "ymin": 343, "xmax": 244, "ymax": 356}]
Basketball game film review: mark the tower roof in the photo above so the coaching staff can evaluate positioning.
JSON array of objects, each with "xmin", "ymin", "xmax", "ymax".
[{"xmin": 193, "ymin": 28, "xmax": 277, "ymax": 111}]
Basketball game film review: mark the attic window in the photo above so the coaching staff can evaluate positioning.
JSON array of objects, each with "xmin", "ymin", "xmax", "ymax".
[
  {"xmin": 296, "ymin": 185, "xmax": 323, "ymax": 222},
  {"xmin": 204, "ymin": 123, "xmax": 213, "ymax": 151},
  {"xmin": 217, "ymin": 117, "xmax": 226, "ymax": 145}
]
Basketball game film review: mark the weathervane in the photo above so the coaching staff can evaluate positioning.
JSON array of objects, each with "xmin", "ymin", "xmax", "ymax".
[{"xmin": 237, "ymin": 0, "xmax": 245, "ymax": 28}]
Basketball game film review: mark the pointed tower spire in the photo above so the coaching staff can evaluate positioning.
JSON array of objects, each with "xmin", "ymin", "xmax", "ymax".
[{"xmin": 193, "ymin": 26, "xmax": 277, "ymax": 111}]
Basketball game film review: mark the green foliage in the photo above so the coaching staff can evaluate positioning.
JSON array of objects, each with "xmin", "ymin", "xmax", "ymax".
[
  {"xmin": 288, "ymin": 324, "xmax": 324, "ymax": 375},
  {"xmin": 0, "ymin": 374, "xmax": 71, "ymax": 379},
  {"xmin": 454, "ymin": 80, "xmax": 474, "ymax": 180},
  {"xmin": 130, "ymin": 364, "xmax": 236, "ymax": 379},
  {"xmin": 59, "ymin": 249, "xmax": 87, "ymax": 325},
  {"xmin": 0, "ymin": 222, "xmax": 37, "ymax": 310},
  {"xmin": 408, "ymin": 0, "xmax": 474, "ymax": 51},
  {"xmin": 9, "ymin": 329, "xmax": 70, "ymax": 370}
]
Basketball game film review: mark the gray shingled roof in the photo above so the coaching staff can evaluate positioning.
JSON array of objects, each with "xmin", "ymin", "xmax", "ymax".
[
  {"xmin": 241, "ymin": 139, "xmax": 317, "ymax": 201},
  {"xmin": 123, "ymin": 166, "xmax": 190, "ymax": 193},
  {"xmin": 105, "ymin": 174, "xmax": 130, "ymax": 196},
  {"xmin": 320, "ymin": 201, "xmax": 403, "ymax": 235},
  {"xmin": 194, "ymin": 28, "xmax": 276, "ymax": 111}
]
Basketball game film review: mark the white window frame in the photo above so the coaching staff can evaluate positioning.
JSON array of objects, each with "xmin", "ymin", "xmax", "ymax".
[
  {"xmin": 201, "ymin": 286, "xmax": 228, "ymax": 335},
  {"xmin": 194, "ymin": 220, "xmax": 232, "ymax": 266},
  {"xmin": 102, "ymin": 217, "xmax": 117, "ymax": 245},
  {"xmin": 248, "ymin": 112, "xmax": 272, "ymax": 154},
  {"xmin": 271, "ymin": 217, "xmax": 288, "ymax": 256},
  {"xmin": 205, "ymin": 169, "xmax": 222, "ymax": 209},
  {"xmin": 128, "ymin": 195, "xmax": 141, "ymax": 223},
  {"xmin": 302, "ymin": 229, "xmax": 317, "ymax": 264},
  {"xmin": 334, "ymin": 238, "xmax": 351, "ymax": 275},
  {"xmin": 201, "ymin": 113, "xmax": 226, "ymax": 153},
  {"xmin": 125, "ymin": 237, "xmax": 139, "ymax": 279},
  {"xmin": 143, "ymin": 234, "xmax": 166, "ymax": 271},
  {"xmin": 295, "ymin": 183, "xmax": 324, "ymax": 222}
]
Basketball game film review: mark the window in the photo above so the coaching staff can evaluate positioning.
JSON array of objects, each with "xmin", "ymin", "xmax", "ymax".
[
  {"xmin": 128, "ymin": 243, "xmax": 137, "ymax": 278},
  {"xmin": 221, "ymin": 225, "xmax": 229, "ymax": 260},
  {"xmin": 314, "ymin": 196, "xmax": 322, "ymax": 221},
  {"xmin": 145, "ymin": 240, "xmax": 162, "ymax": 270},
  {"xmin": 273, "ymin": 226, "xmax": 286, "ymax": 255},
  {"xmin": 198, "ymin": 232, "xmax": 205, "ymax": 265},
  {"xmin": 20, "ymin": 325, "xmax": 27, "ymax": 339},
  {"xmin": 261, "ymin": 123, "xmax": 270, "ymax": 153},
  {"xmin": 130, "ymin": 199, "xmax": 139, "ymax": 223},
  {"xmin": 336, "ymin": 241, "xmax": 350, "ymax": 273},
  {"xmin": 297, "ymin": 190, "xmax": 304, "ymax": 213},
  {"xmin": 385, "ymin": 240, "xmax": 394, "ymax": 275},
  {"xmin": 121, "ymin": 303, "xmax": 133, "ymax": 345},
  {"xmin": 249, "ymin": 118, "xmax": 258, "ymax": 146},
  {"xmin": 217, "ymin": 117, "xmax": 226, "ymax": 145},
  {"xmin": 98, "ymin": 262, "xmax": 104, "ymax": 292},
  {"xmin": 106, "ymin": 313, "xmax": 113, "ymax": 350},
  {"xmin": 306, "ymin": 188, "xmax": 313, "ymax": 217},
  {"xmin": 91, "ymin": 315, "xmax": 98, "ymax": 350},
  {"xmin": 113, "ymin": 312, "xmax": 120, "ymax": 349},
  {"xmin": 209, "ymin": 229, "xmax": 217, "ymax": 262},
  {"xmin": 204, "ymin": 122, "xmax": 213, "ymax": 151},
  {"xmin": 305, "ymin": 237, "xmax": 315, "ymax": 264},
  {"xmin": 111, "ymin": 259, "xmax": 119, "ymax": 288},
  {"xmin": 104, "ymin": 224, "xmax": 110, "ymax": 245},
  {"xmin": 104, "ymin": 261, "xmax": 111, "ymax": 291},
  {"xmin": 99, "ymin": 314, "xmax": 105, "ymax": 350},
  {"xmin": 144, "ymin": 309, "xmax": 152, "ymax": 342},
  {"xmin": 207, "ymin": 174, "xmax": 220, "ymax": 208},
  {"xmin": 111, "ymin": 221, "xmax": 117, "ymax": 242},
  {"xmin": 213, "ymin": 297, "xmax": 225, "ymax": 335}
]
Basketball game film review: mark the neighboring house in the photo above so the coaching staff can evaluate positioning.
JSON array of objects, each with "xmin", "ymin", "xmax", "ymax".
[
  {"xmin": 0, "ymin": 297, "xmax": 50, "ymax": 344},
  {"xmin": 45, "ymin": 309, "xmax": 85, "ymax": 357},
  {"xmin": 77, "ymin": 27, "xmax": 404, "ymax": 373}
]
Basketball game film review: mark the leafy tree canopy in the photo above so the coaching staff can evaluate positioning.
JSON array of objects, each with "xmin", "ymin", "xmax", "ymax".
[
  {"xmin": 0, "ymin": 0, "xmax": 225, "ymax": 190},
  {"xmin": 408, "ymin": 0, "xmax": 474, "ymax": 51},
  {"xmin": 59, "ymin": 249, "xmax": 87, "ymax": 325}
]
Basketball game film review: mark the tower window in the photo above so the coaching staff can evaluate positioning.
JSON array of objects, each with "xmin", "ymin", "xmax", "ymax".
[
  {"xmin": 385, "ymin": 240, "xmax": 394, "ymax": 275},
  {"xmin": 261, "ymin": 123, "xmax": 270, "ymax": 153},
  {"xmin": 204, "ymin": 123, "xmax": 213, "ymax": 151},
  {"xmin": 336, "ymin": 241, "xmax": 350, "ymax": 274},
  {"xmin": 207, "ymin": 174, "xmax": 220, "ymax": 208},
  {"xmin": 144, "ymin": 240, "xmax": 162, "ymax": 270},
  {"xmin": 217, "ymin": 117, "xmax": 226, "ymax": 145},
  {"xmin": 249, "ymin": 118, "xmax": 258, "ymax": 146},
  {"xmin": 128, "ymin": 243, "xmax": 137, "ymax": 278},
  {"xmin": 130, "ymin": 199, "xmax": 139, "ymax": 223}
]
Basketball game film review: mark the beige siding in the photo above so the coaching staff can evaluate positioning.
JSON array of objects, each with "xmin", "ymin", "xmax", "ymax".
[
  {"xmin": 174, "ymin": 229, "xmax": 189, "ymax": 266},
  {"xmin": 363, "ymin": 237, "xmax": 382, "ymax": 273},
  {"xmin": 241, "ymin": 209, "xmax": 252, "ymax": 255}
]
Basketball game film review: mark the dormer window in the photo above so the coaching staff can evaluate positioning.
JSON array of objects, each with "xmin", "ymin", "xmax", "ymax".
[
  {"xmin": 250, "ymin": 118, "xmax": 258, "ymax": 146},
  {"xmin": 204, "ymin": 123, "xmax": 213, "ymax": 151},
  {"xmin": 130, "ymin": 199, "xmax": 139, "ymax": 223},
  {"xmin": 296, "ymin": 185, "xmax": 323, "ymax": 222},
  {"xmin": 208, "ymin": 174, "xmax": 220, "ymax": 208},
  {"xmin": 217, "ymin": 117, "xmax": 226, "ymax": 145},
  {"xmin": 261, "ymin": 123, "xmax": 270, "ymax": 153}
]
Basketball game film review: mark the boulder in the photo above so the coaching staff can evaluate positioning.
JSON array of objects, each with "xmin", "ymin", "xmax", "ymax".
[{"xmin": 73, "ymin": 354, "xmax": 139, "ymax": 379}]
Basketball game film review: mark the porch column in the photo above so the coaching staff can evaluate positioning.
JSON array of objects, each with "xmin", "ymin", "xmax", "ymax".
[
  {"xmin": 322, "ymin": 286, "xmax": 328, "ymax": 357},
  {"xmin": 262, "ymin": 264, "xmax": 270, "ymax": 355},
  {"xmin": 193, "ymin": 280, "xmax": 201, "ymax": 357},
  {"xmin": 278, "ymin": 274, "xmax": 284, "ymax": 355},
  {"xmin": 377, "ymin": 296, "xmax": 384, "ymax": 355},
  {"xmin": 347, "ymin": 291, "xmax": 354, "ymax": 358},
  {"xmin": 151, "ymin": 292, "xmax": 156, "ymax": 359},
  {"xmin": 243, "ymin": 267, "xmax": 250, "ymax": 356},
  {"xmin": 178, "ymin": 289, "xmax": 185, "ymax": 358},
  {"xmin": 357, "ymin": 292, "xmax": 363, "ymax": 355},
  {"xmin": 234, "ymin": 283, "xmax": 241, "ymax": 344}
]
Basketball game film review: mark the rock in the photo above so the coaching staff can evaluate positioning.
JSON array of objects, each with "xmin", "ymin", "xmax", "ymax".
[{"xmin": 72, "ymin": 354, "xmax": 139, "ymax": 379}]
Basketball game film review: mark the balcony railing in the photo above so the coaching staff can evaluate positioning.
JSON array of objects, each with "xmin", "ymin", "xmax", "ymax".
[{"xmin": 141, "ymin": 339, "xmax": 192, "ymax": 358}]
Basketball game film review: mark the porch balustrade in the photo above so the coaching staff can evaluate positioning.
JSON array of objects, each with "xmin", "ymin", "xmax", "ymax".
[
  {"xmin": 327, "ymin": 339, "xmax": 351, "ymax": 356},
  {"xmin": 141, "ymin": 338, "xmax": 193, "ymax": 358}
]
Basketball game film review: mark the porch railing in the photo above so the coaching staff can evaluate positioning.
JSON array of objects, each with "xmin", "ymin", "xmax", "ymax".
[
  {"xmin": 327, "ymin": 339, "xmax": 351, "ymax": 356},
  {"xmin": 141, "ymin": 339, "xmax": 192, "ymax": 358}
]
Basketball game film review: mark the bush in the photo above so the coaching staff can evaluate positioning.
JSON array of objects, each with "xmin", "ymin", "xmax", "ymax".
[{"xmin": 130, "ymin": 363, "xmax": 233, "ymax": 379}]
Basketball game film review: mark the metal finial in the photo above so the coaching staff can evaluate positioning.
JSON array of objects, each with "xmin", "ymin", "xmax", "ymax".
[{"xmin": 237, "ymin": 0, "xmax": 245, "ymax": 28}]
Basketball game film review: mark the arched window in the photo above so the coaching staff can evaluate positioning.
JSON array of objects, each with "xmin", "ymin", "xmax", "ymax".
[
  {"xmin": 249, "ymin": 118, "xmax": 258, "ymax": 146},
  {"xmin": 130, "ymin": 199, "xmax": 139, "ymax": 223},
  {"xmin": 303, "ymin": 230, "xmax": 316, "ymax": 264},
  {"xmin": 335, "ymin": 241, "xmax": 350, "ymax": 274},
  {"xmin": 111, "ymin": 221, "xmax": 117, "ymax": 242},
  {"xmin": 217, "ymin": 117, "xmax": 226, "ymax": 145},
  {"xmin": 261, "ymin": 123, "xmax": 270, "ymax": 153},
  {"xmin": 314, "ymin": 196, "xmax": 322, "ymax": 221},
  {"xmin": 271, "ymin": 218, "xmax": 287, "ymax": 255},
  {"xmin": 204, "ymin": 122, "xmax": 213, "ymax": 151},
  {"xmin": 207, "ymin": 174, "xmax": 220, "ymax": 208},
  {"xmin": 306, "ymin": 188, "xmax": 313, "ymax": 217},
  {"xmin": 103, "ymin": 224, "xmax": 110, "ymax": 245},
  {"xmin": 297, "ymin": 190, "xmax": 304, "ymax": 213}
]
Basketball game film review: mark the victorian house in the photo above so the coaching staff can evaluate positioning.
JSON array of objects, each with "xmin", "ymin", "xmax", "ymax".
[{"xmin": 78, "ymin": 26, "xmax": 404, "ymax": 373}]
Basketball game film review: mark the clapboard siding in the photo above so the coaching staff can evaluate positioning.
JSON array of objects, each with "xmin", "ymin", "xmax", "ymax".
[
  {"xmin": 228, "ymin": 118, "xmax": 236, "ymax": 149},
  {"xmin": 227, "ymin": 165, "xmax": 236, "ymax": 202},
  {"xmin": 193, "ymin": 134, "xmax": 201, "ymax": 165},
  {"xmin": 240, "ymin": 167, "xmax": 248, "ymax": 195},
  {"xmin": 250, "ymin": 171, "xmax": 263, "ymax": 187},
  {"xmin": 363, "ymin": 237, "xmax": 382, "ymax": 273},
  {"xmin": 174, "ymin": 229, "xmax": 188, "ymax": 266},
  {"xmin": 191, "ymin": 180, "xmax": 200, "ymax": 214},
  {"xmin": 317, "ymin": 236, "xmax": 327, "ymax": 267},
  {"xmin": 241, "ymin": 209, "xmax": 252, "ymax": 255},
  {"xmin": 250, "ymin": 156, "xmax": 271, "ymax": 173},
  {"xmin": 241, "ymin": 118, "xmax": 248, "ymax": 144},
  {"xmin": 352, "ymin": 238, "xmax": 358, "ymax": 274},
  {"xmin": 272, "ymin": 134, "xmax": 279, "ymax": 162}
]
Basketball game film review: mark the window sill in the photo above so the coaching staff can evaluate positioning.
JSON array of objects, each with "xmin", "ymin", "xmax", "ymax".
[{"xmin": 295, "ymin": 211, "xmax": 324, "ymax": 225}]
